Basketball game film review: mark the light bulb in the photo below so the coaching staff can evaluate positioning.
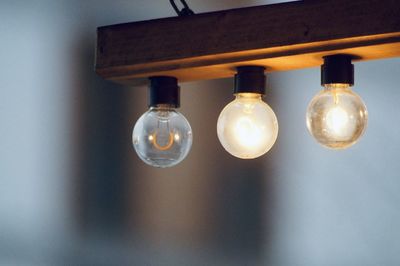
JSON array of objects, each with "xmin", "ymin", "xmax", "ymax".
[
  {"xmin": 132, "ymin": 105, "xmax": 192, "ymax": 167},
  {"xmin": 132, "ymin": 76, "xmax": 192, "ymax": 168},
  {"xmin": 217, "ymin": 66, "xmax": 278, "ymax": 159},
  {"xmin": 306, "ymin": 84, "xmax": 367, "ymax": 149},
  {"xmin": 217, "ymin": 93, "xmax": 278, "ymax": 159},
  {"xmin": 306, "ymin": 55, "xmax": 368, "ymax": 149}
]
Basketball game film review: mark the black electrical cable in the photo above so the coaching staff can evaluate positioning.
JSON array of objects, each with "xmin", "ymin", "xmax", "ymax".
[{"xmin": 169, "ymin": 0, "xmax": 195, "ymax": 16}]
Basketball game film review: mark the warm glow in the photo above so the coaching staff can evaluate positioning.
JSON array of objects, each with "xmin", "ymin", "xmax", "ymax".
[
  {"xmin": 234, "ymin": 116, "xmax": 263, "ymax": 148},
  {"xmin": 174, "ymin": 133, "xmax": 180, "ymax": 141},
  {"xmin": 306, "ymin": 85, "xmax": 368, "ymax": 149},
  {"xmin": 326, "ymin": 106, "xmax": 349, "ymax": 134},
  {"xmin": 217, "ymin": 93, "xmax": 278, "ymax": 159}
]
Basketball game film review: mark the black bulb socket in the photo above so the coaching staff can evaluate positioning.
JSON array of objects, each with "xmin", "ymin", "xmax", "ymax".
[
  {"xmin": 234, "ymin": 66, "xmax": 266, "ymax": 95},
  {"xmin": 321, "ymin": 55, "xmax": 354, "ymax": 86},
  {"xmin": 148, "ymin": 76, "xmax": 180, "ymax": 108}
]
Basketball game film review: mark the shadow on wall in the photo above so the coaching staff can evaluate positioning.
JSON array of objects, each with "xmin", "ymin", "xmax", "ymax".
[{"xmin": 69, "ymin": 34, "xmax": 278, "ymax": 264}]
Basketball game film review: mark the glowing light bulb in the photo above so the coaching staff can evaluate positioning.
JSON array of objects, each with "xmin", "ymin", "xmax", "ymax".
[
  {"xmin": 325, "ymin": 105, "xmax": 349, "ymax": 134},
  {"xmin": 132, "ymin": 76, "xmax": 192, "ymax": 168},
  {"xmin": 217, "ymin": 93, "xmax": 278, "ymax": 159},
  {"xmin": 306, "ymin": 55, "xmax": 368, "ymax": 149},
  {"xmin": 217, "ymin": 66, "xmax": 278, "ymax": 159},
  {"xmin": 306, "ymin": 84, "xmax": 367, "ymax": 149}
]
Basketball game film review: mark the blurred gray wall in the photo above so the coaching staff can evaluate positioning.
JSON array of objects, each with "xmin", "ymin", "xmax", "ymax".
[{"xmin": 0, "ymin": 0, "xmax": 399, "ymax": 265}]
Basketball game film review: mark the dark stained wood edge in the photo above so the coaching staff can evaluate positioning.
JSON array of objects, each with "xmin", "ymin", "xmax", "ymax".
[{"xmin": 95, "ymin": 0, "xmax": 400, "ymax": 86}]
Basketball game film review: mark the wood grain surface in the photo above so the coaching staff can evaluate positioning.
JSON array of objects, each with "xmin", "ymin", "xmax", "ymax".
[{"xmin": 96, "ymin": 0, "xmax": 400, "ymax": 86}]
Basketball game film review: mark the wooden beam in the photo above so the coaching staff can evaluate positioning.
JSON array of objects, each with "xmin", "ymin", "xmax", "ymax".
[{"xmin": 96, "ymin": 0, "xmax": 400, "ymax": 86}]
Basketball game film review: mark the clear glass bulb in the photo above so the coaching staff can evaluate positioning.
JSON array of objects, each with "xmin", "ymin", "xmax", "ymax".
[
  {"xmin": 306, "ymin": 84, "xmax": 368, "ymax": 149},
  {"xmin": 217, "ymin": 93, "xmax": 279, "ymax": 159},
  {"xmin": 132, "ymin": 105, "xmax": 192, "ymax": 167}
]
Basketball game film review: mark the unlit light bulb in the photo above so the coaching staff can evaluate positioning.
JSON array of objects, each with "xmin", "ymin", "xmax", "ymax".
[
  {"xmin": 133, "ymin": 105, "xmax": 192, "ymax": 168},
  {"xmin": 217, "ymin": 93, "xmax": 278, "ymax": 159},
  {"xmin": 306, "ymin": 84, "xmax": 368, "ymax": 149}
]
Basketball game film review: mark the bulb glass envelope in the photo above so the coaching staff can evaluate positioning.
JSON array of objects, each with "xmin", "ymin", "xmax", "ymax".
[
  {"xmin": 132, "ymin": 77, "xmax": 192, "ymax": 168},
  {"xmin": 217, "ymin": 66, "xmax": 279, "ymax": 159},
  {"xmin": 306, "ymin": 55, "xmax": 368, "ymax": 149}
]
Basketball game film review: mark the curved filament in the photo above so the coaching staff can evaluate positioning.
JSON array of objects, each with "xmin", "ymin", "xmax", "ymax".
[{"xmin": 151, "ymin": 132, "xmax": 174, "ymax": 151}]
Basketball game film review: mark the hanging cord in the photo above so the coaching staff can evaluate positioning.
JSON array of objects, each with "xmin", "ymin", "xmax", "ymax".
[{"xmin": 169, "ymin": 0, "xmax": 195, "ymax": 16}]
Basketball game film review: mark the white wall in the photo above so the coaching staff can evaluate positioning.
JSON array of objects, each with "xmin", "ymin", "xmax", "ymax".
[{"xmin": 0, "ymin": 0, "xmax": 399, "ymax": 265}]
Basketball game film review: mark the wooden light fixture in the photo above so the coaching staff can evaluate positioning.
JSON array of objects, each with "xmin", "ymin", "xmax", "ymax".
[{"xmin": 95, "ymin": 0, "xmax": 400, "ymax": 86}]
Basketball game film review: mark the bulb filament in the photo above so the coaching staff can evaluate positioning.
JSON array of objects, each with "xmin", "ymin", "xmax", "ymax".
[
  {"xmin": 332, "ymin": 90, "xmax": 339, "ymax": 105},
  {"xmin": 326, "ymin": 86, "xmax": 350, "ymax": 135},
  {"xmin": 150, "ymin": 132, "xmax": 174, "ymax": 151}
]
